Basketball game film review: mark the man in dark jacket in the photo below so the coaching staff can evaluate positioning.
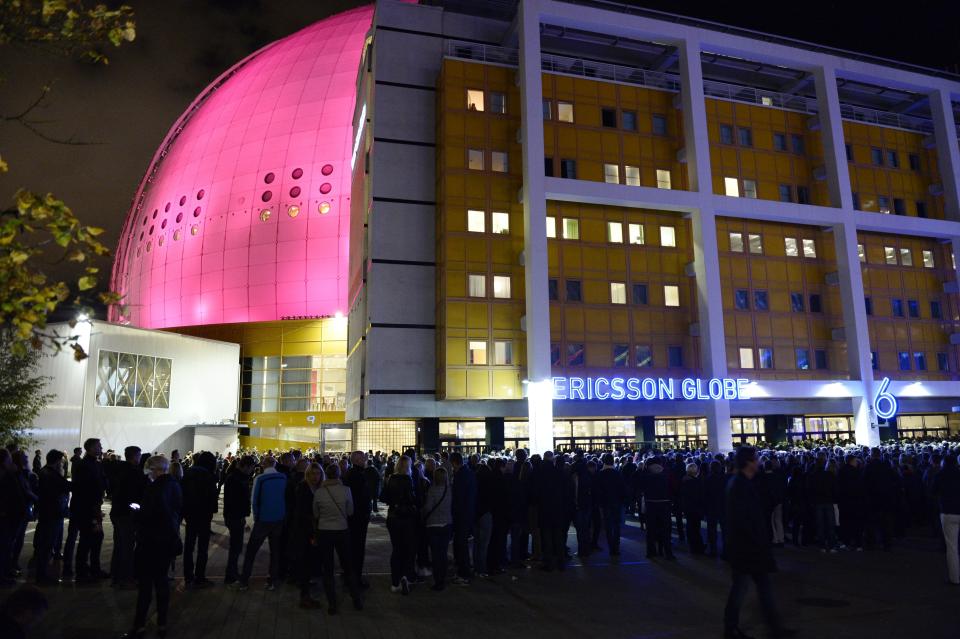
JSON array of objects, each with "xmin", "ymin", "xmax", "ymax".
[
  {"xmin": 837, "ymin": 455, "xmax": 866, "ymax": 550},
  {"xmin": 31, "ymin": 451, "xmax": 42, "ymax": 475},
  {"xmin": 180, "ymin": 451, "xmax": 219, "ymax": 587},
  {"xmin": 932, "ymin": 452, "xmax": 960, "ymax": 584},
  {"xmin": 450, "ymin": 452, "xmax": 476, "ymax": 583},
  {"xmin": 222, "ymin": 456, "xmax": 254, "ymax": 585},
  {"xmin": 723, "ymin": 447, "xmax": 793, "ymax": 639},
  {"xmin": 594, "ymin": 453, "xmax": 626, "ymax": 556},
  {"xmin": 108, "ymin": 446, "xmax": 143, "ymax": 587},
  {"xmin": 573, "ymin": 458, "xmax": 595, "ymax": 557},
  {"xmin": 704, "ymin": 460, "xmax": 727, "ymax": 557},
  {"xmin": 0, "ymin": 450, "xmax": 28, "ymax": 587},
  {"xmin": 344, "ymin": 451, "xmax": 373, "ymax": 587},
  {"xmin": 680, "ymin": 462, "xmax": 706, "ymax": 555},
  {"xmin": 863, "ymin": 448, "xmax": 898, "ymax": 550},
  {"xmin": 639, "ymin": 457, "xmax": 674, "ymax": 559},
  {"xmin": 70, "ymin": 438, "xmax": 108, "ymax": 582},
  {"xmin": 33, "ymin": 450, "xmax": 70, "ymax": 584},
  {"xmin": 534, "ymin": 451, "xmax": 567, "ymax": 571}
]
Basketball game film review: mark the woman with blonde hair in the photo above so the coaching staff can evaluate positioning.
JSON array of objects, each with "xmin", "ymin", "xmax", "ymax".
[
  {"xmin": 295, "ymin": 463, "xmax": 324, "ymax": 609},
  {"xmin": 313, "ymin": 463, "xmax": 363, "ymax": 613},
  {"xmin": 381, "ymin": 454, "xmax": 418, "ymax": 594}
]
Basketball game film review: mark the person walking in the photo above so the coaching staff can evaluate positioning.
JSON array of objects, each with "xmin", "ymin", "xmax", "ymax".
[
  {"xmin": 933, "ymin": 452, "xmax": 960, "ymax": 585},
  {"xmin": 723, "ymin": 447, "xmax": 794, "ymax": 639},
  {"xmin": 180, "ymin": 451, "xmax": 218, "ymax": 587},
  {"xmin": 313, "ymin": 463, "xmax": 363, "ymax": 613},
  {"xmin": 109, "ymin": 446, "xmax": 143, "ymax": 588},
  {"xmin": 450, "ymin": 452, "xmax": 476, "ymax": 584},
  {"xmin": 423, "ymin": 467, "xmax": 453, "ymax": 590},
  {"xmin": 237, "ymin": 456, "xmax": 287, "ymax": 591},
  {"xmin": 222, "ymin": 456, "xmax": 254, "ymax": 585},
  {"xmin": 121, "ymin": 455, "xmax": 182, "ymax": 639},
  {"xmin": 381, "ymin": 455, "xmax": 418, "ymax": 594}
]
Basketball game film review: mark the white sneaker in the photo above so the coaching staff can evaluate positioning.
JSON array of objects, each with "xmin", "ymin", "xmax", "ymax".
[
  {"xmin": 417, "ymin": 566, "xmax": 433, "ymax": 577},
  {"xmin": 390, "ymin": 584, "xmax": 402, "ymax": 593}
]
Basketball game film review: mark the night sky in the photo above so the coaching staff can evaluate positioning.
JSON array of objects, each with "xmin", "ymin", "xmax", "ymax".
[{"xmin": 2, "ymin": 0, "xmax": 958, "ymax": 308}]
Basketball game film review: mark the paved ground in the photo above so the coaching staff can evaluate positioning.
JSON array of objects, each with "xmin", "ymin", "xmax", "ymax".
[{"xmin": 13, "ymin": 506, "xmax": 960, "ymax": 639}]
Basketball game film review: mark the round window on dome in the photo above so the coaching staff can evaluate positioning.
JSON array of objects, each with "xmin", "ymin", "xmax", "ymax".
[
  {"xmin": 262, "ymin": 190, "xmax": 272, "ymax": 202},
  {"xmin": 174, "ymin": 230, "xmax": 182, "ymax": 241},
  {"xmin": 260, "ymin": 209, "xmax": 272, "ymax": 222},
  {"xmin": 289, "ymin": 186, "xmax": 301, "ymax": 198},
  {"xmin": 179, "ymin": 196, "xmax": 187, "ymax": 206},
  {"xmin": 292, "ymin": 168, "xmax": 303, "ymax": 179},
  {"xmin": 190, "ymin": 225, "xmax": 199, "ymax": 236},
  {"xmin": 194, "ymin": 207, "xmax": 201, "ymax": 217},
  {"xmin": 321, "ymin": 164, "xmax": 334, "ymax": 176},
  {"xmin": 318, "ymin": 201, "xmax": 331, "ymax": 215},
  {"xmin": 319, "ymin": 183, "xmax": 332, "ymax": 194},
  {"xmin": 264, "ymin": 172, "xmax": 275, "ymax": 184},
  {"xmin": 196, "ymin": 189, "xmax": 205, "ymax": 200},
  {"xmin": 287, "ymin": 205, "xmax": 300, "ymax": 218}
]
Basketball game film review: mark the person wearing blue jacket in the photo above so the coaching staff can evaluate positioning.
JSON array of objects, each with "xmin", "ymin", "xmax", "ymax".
[{"xmin": 236, "ymin": 456, "xmax": 287, "ymax": 591}]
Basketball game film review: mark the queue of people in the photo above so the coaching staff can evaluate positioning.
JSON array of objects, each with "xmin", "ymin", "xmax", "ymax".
[{"xmin": 1, "ymin": 436, "xmax": 959, "ymax": 639}]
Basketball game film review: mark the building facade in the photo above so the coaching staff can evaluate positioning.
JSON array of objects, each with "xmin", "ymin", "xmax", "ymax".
[{"xmin": 347, "ymin": 0, "xmax": 960, "ymax": 453}]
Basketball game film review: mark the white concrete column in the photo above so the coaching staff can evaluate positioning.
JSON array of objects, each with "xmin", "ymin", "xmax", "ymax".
[
  {"xmin": 518, "ymin": 0, "xmax": 553, "ymax": 454},
  {"xmin": 812, "ymin": 65, "xmax": 854, "ymax": 210},
  {"xmin": 678, "ymin": 37, "xmax": 732, "ymax": 451},
  {"xmin": 832, "ymin": 219, "xmax": 879, "ymax": 445},
  {"xmin": 929, "ymin": 88, "xmax": 960, "ymax": 221}
]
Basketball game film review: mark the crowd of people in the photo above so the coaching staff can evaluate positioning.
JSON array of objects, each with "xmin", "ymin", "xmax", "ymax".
[{"xmin": 0, "ymin": 436, "xmax": 958, "ymax": 638}]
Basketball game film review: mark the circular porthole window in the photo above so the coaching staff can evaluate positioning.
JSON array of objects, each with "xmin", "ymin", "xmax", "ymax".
[
  {"xmin": 318, "ymin": 201, "xmax": 330, "ymax": 215},
  {"xmin": 190, "ymin": 225, "xmax": 199, "ymax": 236},
  {"xmin": 174, "ymin": 230, "xmax": 182, "ymax": 241},
  {"xmin": 287, "ymin": 205, "xmax": 300, "ymax": 218},
  {"xmin": 260, "ymin": 209, "xmax": 272, "ymax": 222}
]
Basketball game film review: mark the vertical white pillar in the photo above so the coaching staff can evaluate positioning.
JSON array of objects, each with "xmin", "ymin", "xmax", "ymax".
[
  {"xmin": 929, "ymin": 88, "xmax": 960, "ymax": 221},
  {"xmin": 518, "ymin": 0, "xmax": 553, "ymax": 454},
  {"xmin": 678, "ymin": 37, "xmax": 732, "ymax": 451},
  {"xmin": 813, "ymin": 65, "xmax": 854, "ymax": 210}
]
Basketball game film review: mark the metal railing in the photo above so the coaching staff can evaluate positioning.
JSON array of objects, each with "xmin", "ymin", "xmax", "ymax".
[
  {"xmin": 839, "ymin": 103, "xmax": 934, "ymax": 134},
  {"xmin": 445, "ymin": 39, "xmax": 518, "ymax": 66},
  {"xmin": 702, "ymin": 78, "xmax": 816, "ymax": 114},
  {"xmin": 540, "ymin": 52, "xmax": 681, "ymax": 92}
]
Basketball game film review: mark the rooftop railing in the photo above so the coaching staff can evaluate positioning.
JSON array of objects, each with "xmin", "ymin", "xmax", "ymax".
[{"xmin": 702, "ymin": 78, "xmax": 816, "ymax": 114}]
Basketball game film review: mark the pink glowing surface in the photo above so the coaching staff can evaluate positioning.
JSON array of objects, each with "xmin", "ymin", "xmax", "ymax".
[{"xmin": 111, "ymin": 5, "xmax": 373, "ymax": 328}]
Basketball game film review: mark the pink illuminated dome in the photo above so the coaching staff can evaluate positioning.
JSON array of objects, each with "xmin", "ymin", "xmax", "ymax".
[{"xmin": 111, "ymin": 5, "xmax": 373, "ymax": 328}]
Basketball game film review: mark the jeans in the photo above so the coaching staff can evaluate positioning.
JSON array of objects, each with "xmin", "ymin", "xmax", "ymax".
[
  {"xmin": 453, "ymin": 523, "xmax": 472, "ymax": 578},
  {"xmin": 33, "ymin": 517, "xmax": 63, "ymax": 581},
  {"xmin": 240, "ymin": 520, "xmax": 283, "ymax": 585},
  {"xmin": 427, "ymin": 525, "xmax": 451, "ymax": 587},
  {"xmin": 316, "ymin": 529, "xmax": 361, "ymax": 606},
  {"xmin": 110, "ymin": 513, "xmax": 136, "ymax": 583},
  {"xmin": 724, "ymin": 570, "xmax": 782, "ymax": 633},
  {"xmin": 183, "ymin": 515, "xmax": 213, "ymax": 581},
  {"xmin": 815, "ymin": 503, "xmax": 837, "ymax": 549},
  {"xmin": 602, "ymin": 504, "xmax": 623, "ymax": 555},
  {"xmin": 386, "ymin": 517, "xmax": 416, "ymax": 587},
  {"xmin": 941, "ymin": 513, "xmax": 960, "ymax": 584},
  {"xmin": 224, "ymin": 516, "xmax": 246, "ymax": 583},
  {"xmin": 473, "ymin": 512, "xmax": 492, "ymax": 574},
  {"xmin": 770, "ymin": 504, "xmax": 785, "ymax": 545}
]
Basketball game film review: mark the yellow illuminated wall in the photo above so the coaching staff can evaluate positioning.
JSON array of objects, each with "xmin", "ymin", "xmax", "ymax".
[
  {"xmin": 717, "ymin": 218, "xmax": 844, "ymax": 379},
  {"xmin": 845, "ymin": 122, "xmax": 943, "ymax": 218},
  {"xmin": 859, "ymin": 233, "xmax": 958, "ymax": 379}
]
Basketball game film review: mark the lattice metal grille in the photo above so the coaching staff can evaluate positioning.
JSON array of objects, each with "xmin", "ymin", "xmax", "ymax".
[{"xmin": 95, "ymin": 350, "xmax": 172, "ymax": 409}]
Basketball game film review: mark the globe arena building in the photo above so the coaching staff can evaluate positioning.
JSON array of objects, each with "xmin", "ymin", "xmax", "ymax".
[{"xmin": 102, "ymin": 0, "xmax": 960, "ymax": 456}]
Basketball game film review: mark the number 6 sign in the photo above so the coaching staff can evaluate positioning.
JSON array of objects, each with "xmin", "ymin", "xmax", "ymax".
[{"xmin": 873, "ymin": 376, "xmax": 898, "ymax": 421}]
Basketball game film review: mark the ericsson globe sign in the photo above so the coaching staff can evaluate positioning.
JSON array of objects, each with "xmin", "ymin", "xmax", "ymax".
[{"xmin": 552, "ymin": 376, "xmax": 751, "ymax": 401}]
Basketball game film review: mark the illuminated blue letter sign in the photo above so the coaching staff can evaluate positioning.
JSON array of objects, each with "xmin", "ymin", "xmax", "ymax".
[
  {"xmin": 552, "ymin": 377, "xmax": 750, "ymax": 401},
  {"xmin": 873, "ymin": 376, "xmax": 898, "ymax": 420}
]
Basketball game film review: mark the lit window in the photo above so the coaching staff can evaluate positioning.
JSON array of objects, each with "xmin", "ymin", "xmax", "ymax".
[
  {"xmin": 468, "ymin": 148, "xmax": 484, "ymax": 170},
  {"xmin": 469, "ymin": 341, "xmax": 487, "ymax": 365},
  {"xmin": 664, "ymin": 285, "xmax": 680, "ymax": 307},
  {"xmin": 489, "ymin": 92, "xmax": 506, "ymax": 114},
  {"xmin": 613, "ymin": 344, "xmax": 629, "ymax": 367},
  {"xmin": 878, "ymin": 196, "xmax": 891, "ymax": 214},
  {"xmin": 466, "ymin": 89, "xmax": 484, "ymax": 111},
  {"xmin": 625, "ymin": 165, "xmax": 641, "ymax": 186},
  {"xmin": 468, "ymin": 274, "xmax": 486, "ymax": 297},
  {"xmin": 567, "ymin": 343, "xmax": 584, "ymax": 366},
  {"xmin": 761, "ymin": 96, "xmax": 773, "ymax": 106},
  {"xmin": 734, "ymin": 289, "xmax": 749, "ymax": 310},
  {"xmin": 785, "ymin": 237, "xmax": 799, "ymax": 257},
  {"xmin": 802, "ymin": 239, "xmax": 817, "ymax": 258},
  {"xmin": 557, "ymin": 101, "xmax": 574, "ymax": 123},
  {"xmin": 884, "ymin": 246, "xmax": 897, "ymax": 265},
  {"xmin": 891, "ymin": 298, "xmax": 904, "ymax": 317},
  {"xmin": 628, "ymin": 223, "xmax": 644, "ymax": 245},
  {"xmin": 562, "ymin": 218, "xmax": 579, "ymax": 240},
  {"xmin": 898, "ymin": 352, "xmax": 910, "ymax": 371},
  {"xmin": 922, "ymin": 250, "xmax": 935, "ymax": 268},
  {"xmin": 858, "ymin": 244, "xmax": 866, "ymax": 263},
  {"xmin": 656, "ymin": 169, "xmax": 672, "ymax": 190},
  {"xmin": 546, "ymin": 216, "xmax": 556, "ymax": 238},
  {"xmin": 729, "ymin": 232, "xmax": 744, "ymax": 253},
  {"xmin": 610, "ymin": 282, "xmax": 627, "ymax": 304},
  {"xmin": 491, "ymin": 211, "xmax": 509, "ymax": 234},
  {"xmin": 493, "ymin": 275, "xmax": 511, "ymax": 299},
  {"xmin": 754, "ymin": 290, "xmax": 769, "ymax": 311},
  {"xmin": 491, "ymin": 151, "xmax": 508, "ymax": 173},
  {"xmin": 748, "ymin": 234, "xmax": 763, "ymax": 254},
  {"xmin": 908, "ymin": 299, "xmax": 920, "ymax": 318},
  {"xmin": 724, "ymin": 177, "xmax": 740, "ymax": 197},
  {"xmin": 494, "ymin": 340, "xmax": 512, "ymax": 365},
  {"xmin": 743, "ymin": 179, "xmax": 758, "ymax": 199},
  {"xmin": 759, "ymin": 348, "xmax": 774, "ymax": 369},
  {"xmin": 739, "ymin": 348, "xmax": 755, "ymax": 369},
  {"xmin": 900, "ymin": 248, "xmax": 913, "ymax": 266},
  {"xmin": 604, "ymin": 163, "xmax": 620, "ymax": 184},
  {"xmin": 796, "ymin": 348, "xmax": 810, "ymax": 370},
  {"xmin": 914, "ymin": 351, "xmax": 926, "ymax": 371},
  {"xmin": 635, "ymin": 345, "xmax": 653, "ymax": 368},
  {"xmin": 467, "ymin": 209, "xmax": 485, "ymax": 233},
  {"xmin": 607, "ymin": 222, "xmax": 623, "ymax": 243},
  {"xmin": 660, "ymin": 226, "xmax": 676, "ymax": 247}
]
